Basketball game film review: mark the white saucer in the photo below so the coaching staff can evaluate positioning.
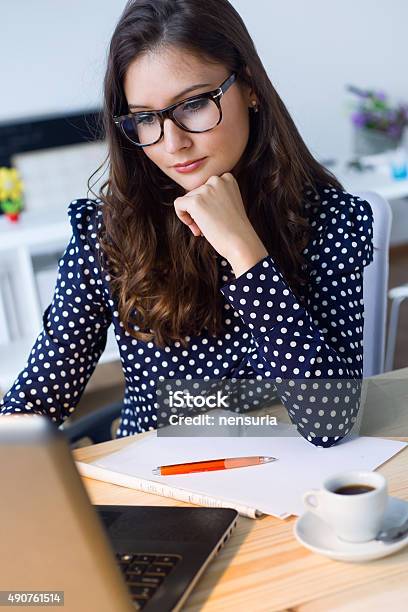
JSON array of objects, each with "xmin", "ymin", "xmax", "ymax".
[{"xmin": 294, "ymin": 496, "xmax": 408, "ymax": 562}]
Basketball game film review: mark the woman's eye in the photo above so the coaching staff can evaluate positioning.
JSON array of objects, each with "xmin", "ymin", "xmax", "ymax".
[
  {"xmin": 136, "ymin": 114, "xmax": 155, "ymax": 125},
  {"xmin": 182, "ymin": 99, "xmax": 208, "ymax": 112}
]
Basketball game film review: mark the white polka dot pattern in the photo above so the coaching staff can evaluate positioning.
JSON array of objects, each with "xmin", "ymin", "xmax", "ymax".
[
  {"xmin": 0, "ymin": 187, "xmax": 374, "ymax": 447},
  {"xmin": 0, "ymin": 201, "xmax": 112, "ymax": 425}
]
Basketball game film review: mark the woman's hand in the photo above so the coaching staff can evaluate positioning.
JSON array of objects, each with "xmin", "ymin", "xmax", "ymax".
[{"xmin": 173, "ymin": 173, "xmax": 267, "ymax": 269}]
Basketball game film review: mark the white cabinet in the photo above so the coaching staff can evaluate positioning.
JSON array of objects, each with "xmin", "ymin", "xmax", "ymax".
[{"xmin": 0, "ymin": 206, "xmax": 119, "ymax": 393}]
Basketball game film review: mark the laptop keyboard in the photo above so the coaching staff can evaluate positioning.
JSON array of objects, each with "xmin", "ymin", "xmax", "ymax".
[{"xmin": 116, "ymin": 552, "xmax": 182, "ymax": 609}]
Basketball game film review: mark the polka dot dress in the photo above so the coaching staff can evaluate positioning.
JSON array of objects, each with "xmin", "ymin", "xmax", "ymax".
[{"xmin": 0, "ymin": 185, "xmax": 374, "ymax": 447}]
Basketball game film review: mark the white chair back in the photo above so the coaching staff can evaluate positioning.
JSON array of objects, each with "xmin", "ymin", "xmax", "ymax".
[{"xmin": 354, "ymin": 191, "xmax": 392, "ymax": 377}]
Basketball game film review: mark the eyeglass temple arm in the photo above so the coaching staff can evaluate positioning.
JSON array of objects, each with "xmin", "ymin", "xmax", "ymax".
[{"xmin": 223, "ymin": 73, "xmax": 237, "ymax": 92}]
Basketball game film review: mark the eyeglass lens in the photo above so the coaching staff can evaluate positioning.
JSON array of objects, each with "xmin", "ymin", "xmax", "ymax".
[{"xmin": 121, "ymin": 97, "xmax": 220, "ymax": 145}]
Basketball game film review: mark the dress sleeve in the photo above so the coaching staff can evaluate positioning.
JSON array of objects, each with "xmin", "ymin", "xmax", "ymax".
[
  {"xmin": 220, "ymin": 189, "xmax": 374, "ymax": 447},
  {"xmin": 0, "ymin": 199, "xmax": 112, "ymax": 425}
]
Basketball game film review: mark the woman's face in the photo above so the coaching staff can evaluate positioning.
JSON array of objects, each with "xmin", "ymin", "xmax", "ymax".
[{"xmin": 123, "ymin": 46, "xmax": 256, "ymax": 192}]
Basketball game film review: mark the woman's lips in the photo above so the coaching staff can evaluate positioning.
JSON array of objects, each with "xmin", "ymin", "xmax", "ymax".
[{"xmin": 174, "ymin": 157, "xmax": 207, "ymax": 173}]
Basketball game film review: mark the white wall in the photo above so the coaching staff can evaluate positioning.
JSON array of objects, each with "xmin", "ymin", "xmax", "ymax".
[
  {"xmin": 237, "ymin": 0, "xmax": 408, "ymax": 161},
  {"xmin": 1, "ymin": 1, "xmax": 123, "ymax": 119},
  {"xmin": 1, "ymin": 0, "xmax": 407, "ymax": 162}
]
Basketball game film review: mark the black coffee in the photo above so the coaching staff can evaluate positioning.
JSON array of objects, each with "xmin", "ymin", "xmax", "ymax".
[{"xmin": 334, "ymin": 484, "xmax": 375, "ymax": 495}]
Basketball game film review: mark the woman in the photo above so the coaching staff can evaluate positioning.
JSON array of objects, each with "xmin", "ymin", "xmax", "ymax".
[{"xmin": 0, "ymin": 0, "xmax": 373, "ymax": 447}]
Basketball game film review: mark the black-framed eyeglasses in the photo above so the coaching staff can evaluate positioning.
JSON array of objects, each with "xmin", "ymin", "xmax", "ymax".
[{"xmin": 113, "ymin": 72, "xmax": 237, "ymax": 147}]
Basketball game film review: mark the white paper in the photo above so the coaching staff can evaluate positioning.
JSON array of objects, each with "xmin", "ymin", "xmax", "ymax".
[{"xmin": 88, "ymin": 429, "xmax": 406, "ymax": 518}]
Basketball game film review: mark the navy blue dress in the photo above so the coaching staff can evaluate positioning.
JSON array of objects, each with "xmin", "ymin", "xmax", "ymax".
[{"xmin": 0, "ymin": 184, "xmax": 374, "ymax": 447}]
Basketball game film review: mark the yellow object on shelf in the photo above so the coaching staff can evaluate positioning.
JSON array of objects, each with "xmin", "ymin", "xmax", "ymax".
[{"xmin": 0, "ymin": 167, "xmax": 24, "ymax": 222}]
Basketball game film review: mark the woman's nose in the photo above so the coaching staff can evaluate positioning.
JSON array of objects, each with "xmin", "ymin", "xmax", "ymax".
[{"xmin": 162, "ymin": 118, "xmax": 192, "ymax": 151}]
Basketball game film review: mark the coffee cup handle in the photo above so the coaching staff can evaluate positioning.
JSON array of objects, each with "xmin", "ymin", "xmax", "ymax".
[{"xmin": 303, "ymin": 489, "xmax": 323, "ymax": 513}]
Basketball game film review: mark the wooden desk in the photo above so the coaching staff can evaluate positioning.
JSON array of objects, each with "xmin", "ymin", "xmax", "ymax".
[{"xmin": 73, "ymin": 367, "xmax": 408, "ymax": 611}]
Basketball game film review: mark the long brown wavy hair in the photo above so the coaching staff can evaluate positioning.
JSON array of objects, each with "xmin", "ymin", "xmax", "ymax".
[{"xmin": 92, "ymin": 0, "xmax": 343, "ymax": 349}]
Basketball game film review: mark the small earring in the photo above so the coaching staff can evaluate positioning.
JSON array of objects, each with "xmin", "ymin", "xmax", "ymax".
[{"xmin": 251, "ymin": 99, "xmax": 259, "ymax": 113}]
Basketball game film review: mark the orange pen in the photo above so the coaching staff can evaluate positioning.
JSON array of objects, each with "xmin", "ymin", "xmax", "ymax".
[{"xmin": 152, "ymin": 455, "xmax": 277, "ymax": 476}]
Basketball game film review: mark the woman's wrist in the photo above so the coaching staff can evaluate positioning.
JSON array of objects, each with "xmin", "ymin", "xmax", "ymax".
[{"xmin": 227, "ymin": 237, "xmax": 268, "ymax": 278}]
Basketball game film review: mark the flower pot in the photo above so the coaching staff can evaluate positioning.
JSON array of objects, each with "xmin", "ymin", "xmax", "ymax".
[{"xmin": 354, "ymin": 128, "xmax": 400, "ymax": 156}]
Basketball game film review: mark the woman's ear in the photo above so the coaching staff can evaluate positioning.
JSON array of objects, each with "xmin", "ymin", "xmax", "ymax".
[{"xmin": 243, "ymin": 66, "xmax": 258, "ymax": 107}]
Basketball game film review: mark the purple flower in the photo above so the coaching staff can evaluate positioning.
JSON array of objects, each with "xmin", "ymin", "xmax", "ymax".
[
  {"xmin": 352, "ymin": 111, "xmax": 366, "ymax": 127},
  {"xmin": 347, "ymin": 84, "xmax": 408, "ymax": 132},
  {"xmin": 375, "ymin": 90, "xmax": 387, "ymax": 102}
]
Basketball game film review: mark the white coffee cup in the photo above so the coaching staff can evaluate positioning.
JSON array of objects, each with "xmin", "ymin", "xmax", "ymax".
[{"xmin": 303, "ymin": 471, "xmax": 388, "ymax": 543}]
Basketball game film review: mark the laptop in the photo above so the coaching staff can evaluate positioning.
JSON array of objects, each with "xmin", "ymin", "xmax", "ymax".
[{"xmin": 0, "ymin": 416, "xmax": 238, "ymax": 611}]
